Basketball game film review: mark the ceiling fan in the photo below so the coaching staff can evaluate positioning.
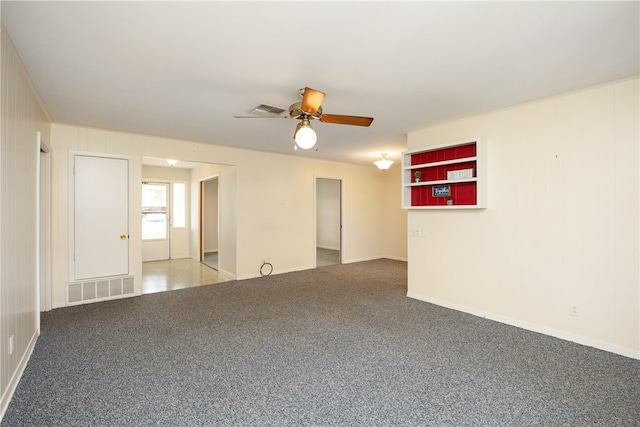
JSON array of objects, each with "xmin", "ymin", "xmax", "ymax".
[{"xmin": 234, "ymin": 87, "xmax": 374, "ymax": 150}]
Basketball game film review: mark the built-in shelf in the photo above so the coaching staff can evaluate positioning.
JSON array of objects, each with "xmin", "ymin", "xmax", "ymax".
[{"xmin": 402, "ymin": 139, "xmax": 486, "ymax": 209}]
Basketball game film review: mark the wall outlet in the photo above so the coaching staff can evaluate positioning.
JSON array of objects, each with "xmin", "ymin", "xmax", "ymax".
[
  {"xmin": 569, "ymin": 303, "xmax": 579, "ymax": 317},
  {"xmin": 9, "ymin": 335, "xmax": 14, "ymax": 355},
  {"xmin": 411, "ymin": 228, "xmax": 420, "ymax": 237}
]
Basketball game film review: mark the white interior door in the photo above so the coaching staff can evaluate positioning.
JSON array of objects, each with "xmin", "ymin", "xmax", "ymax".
[{"xmin": 74, "ymin": 155, "xmax": 129, "ymax": 280}]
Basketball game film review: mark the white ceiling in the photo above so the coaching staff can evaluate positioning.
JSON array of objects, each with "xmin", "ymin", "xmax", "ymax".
[{"xmin": 2, "ymin": 1, "xmax": 638, "ymax": 167}]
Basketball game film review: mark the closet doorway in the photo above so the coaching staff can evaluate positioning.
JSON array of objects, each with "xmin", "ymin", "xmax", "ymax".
[
  {"xmin": 200, "ymin": 176, "xmax": 219, "ymax": 270},
  {"xmin": 315, "ymin": 177, "xmax": 341, "ymax": 266}
]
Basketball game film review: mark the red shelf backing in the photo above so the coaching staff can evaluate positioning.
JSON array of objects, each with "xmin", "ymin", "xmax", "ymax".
[
  {"xmin": 408, "ymin": 141, "xmax": 479, "ymax": 207},
  {"xmin": 411, "ymin": 182, "xmax": 477, "ymax": 206},
  {"xmin": 411, "ymin": 142, "xmax": 476, "ymax": 166}
]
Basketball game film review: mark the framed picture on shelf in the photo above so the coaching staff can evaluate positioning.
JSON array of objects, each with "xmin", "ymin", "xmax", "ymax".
[{"xmin": 432, "ymin": 184, "xmax": 450, "ymax": 197}]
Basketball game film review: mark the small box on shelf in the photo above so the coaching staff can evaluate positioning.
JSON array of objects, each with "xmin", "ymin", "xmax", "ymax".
[{"xmin": 447, "ymin": 168, "xmax": 474, "ymax": 180}]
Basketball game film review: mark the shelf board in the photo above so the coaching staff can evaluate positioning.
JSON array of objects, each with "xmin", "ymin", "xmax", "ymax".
[
  {"xmin": 404, "ymin": 177, "xmax": 478, "ymax": 187},
  {"xmin": 403, "ymin": 156, "xmax": 477, "ymax": 170},
  {"xmin": 404, "ymin": 205, "xmax": 485, "ymax": 210}
]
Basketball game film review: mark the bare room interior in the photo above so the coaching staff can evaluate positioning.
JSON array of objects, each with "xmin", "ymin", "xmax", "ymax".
[{"xmin": 1, "ymin": 2, "xmax": 638, "ymax": 425}]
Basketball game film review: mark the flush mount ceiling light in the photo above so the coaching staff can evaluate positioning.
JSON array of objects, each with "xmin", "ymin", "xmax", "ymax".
[
  {"xmin": 167, "ymin": 159, "xmax": 178, "ymax": 167},
  {"xmin": 293, "ymin": 118, "xmax": 317, "ymax": 149},
  {"xmin": 374, "ymin": 153, "xmax": 394, "ymax": 170}
]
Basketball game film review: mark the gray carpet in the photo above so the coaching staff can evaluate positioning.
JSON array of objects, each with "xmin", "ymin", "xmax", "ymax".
[{"xmin": 2, "ymin": 259, "xmax": 639, "ymax": 426}]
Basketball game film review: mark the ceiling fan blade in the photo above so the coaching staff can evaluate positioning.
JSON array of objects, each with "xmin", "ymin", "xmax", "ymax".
[
  {"xmin": 301, "ymin": 87, "xmax": 325, "ymax": 115},
  {"xmin": 233, "ymin": 115, "xmax": 292, "ymax": 119},
  {"xmin": 319, "ymin": 114, "xmax": 374, "ymax": 127}
]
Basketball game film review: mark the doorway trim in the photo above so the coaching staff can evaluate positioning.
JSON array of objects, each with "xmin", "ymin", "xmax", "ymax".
[{"xmin": 38, "ymin": 132, "xmax": 52, "ymax": 316}]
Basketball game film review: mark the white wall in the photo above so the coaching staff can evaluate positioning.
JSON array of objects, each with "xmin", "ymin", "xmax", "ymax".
[
  {"xmin": 49, "ymin": 124, "xmax": 406, "ymax": 307},
  {"xmin": 0, "ymin": 28, "xmax": 50, "ymax": 417},
  {"xmin": 143, "ymin": 164, "xmax": 191, "ymax": 182},
  {"xmin": 381, "ymin": 166, "xmax": 407, "ymax": 261},
  {"xmin": 406, "ymin": 78, "xmax": 639, "ymax": 359}
]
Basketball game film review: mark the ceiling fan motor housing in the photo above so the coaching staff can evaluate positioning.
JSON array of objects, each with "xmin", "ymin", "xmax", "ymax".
[{"xmin": 289, "ymin": 102, "xmax": 323, "ymax": 120}]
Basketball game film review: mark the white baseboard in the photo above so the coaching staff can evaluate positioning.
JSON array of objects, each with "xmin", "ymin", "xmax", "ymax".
[
  {"xmin": 406, "ymin": 292, "xmax": 640, "ymax": 360},
  {"xmin": 236, "ymin": 264, "xmax": 316, "ymax": 281},
  {"xmin": 218, "ymin": 268, "xmax": 236, "ymax": 280},
  {"xmin": 382, "ymin": 255, "xmax": 408, "ymax": 262},
  {"xmin": 0, "ymin": 329, "xmax": 39, "ymax": 421},
  {"xmin": 342, "ymin": 255, "xmax": 381, "ymax": 264}
]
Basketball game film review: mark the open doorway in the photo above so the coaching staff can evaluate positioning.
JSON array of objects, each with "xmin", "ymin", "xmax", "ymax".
[
  {"xmin": 141, "ymin": 157, "xmax": 237, "ymax": 292},
  {"xmin": 316, "ymin": 177, "xmax": 341, "ymax": 266},
  {"xmin": 141, "ymin": 159, "xmax": 192, "ymax": 263},
  {"xmin": 141, "ymin": 182, "xmax": 170, "ymax": 261},
  {"xmin": 201, "ymin": 176, "xmax": 219, "ymax": 270}
]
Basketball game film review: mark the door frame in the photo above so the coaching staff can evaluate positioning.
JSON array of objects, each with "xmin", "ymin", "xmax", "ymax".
[
  {"xmin": 38, "ymin": 132, "xmax": 52, "ymax": 315},
  {"xmin": 314, "ymin": 175, "xmax": 343, "ymax": 267},
  {"xmin": 68, "ymin": 151, "xmax": 134, "ymax": 281}
]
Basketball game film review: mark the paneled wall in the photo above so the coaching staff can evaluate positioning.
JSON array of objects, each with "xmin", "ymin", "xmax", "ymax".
[
  {"xmin": 407, "ymin": 78, "xmax": 639, "ymax": 358},
  {"xmin": 0, "ymin": 28, "xmax": 50, "ymax": 416}
]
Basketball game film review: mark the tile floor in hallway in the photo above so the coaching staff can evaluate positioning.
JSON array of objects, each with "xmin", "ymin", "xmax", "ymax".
[
  {"xmin": 142, "ymin": 258, "xmax": 232, "ymax": 294},
  {"xmin": 316, "ymin": 248, "xmax": 339, "ymax": 267},
  {"xmin": 142, "ymin": 249, "xmax": 339, "ymax": 295}
]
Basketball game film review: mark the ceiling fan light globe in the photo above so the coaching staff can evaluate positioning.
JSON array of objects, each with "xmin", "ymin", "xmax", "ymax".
[{"xmin": 294, "ymin": 127, "xmax": 317, "ymax": 149}]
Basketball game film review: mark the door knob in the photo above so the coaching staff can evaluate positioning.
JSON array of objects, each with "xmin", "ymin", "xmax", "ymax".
[{"xmin": 120, "ymin": 235, "xmax": 127, "ymax": 240}]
